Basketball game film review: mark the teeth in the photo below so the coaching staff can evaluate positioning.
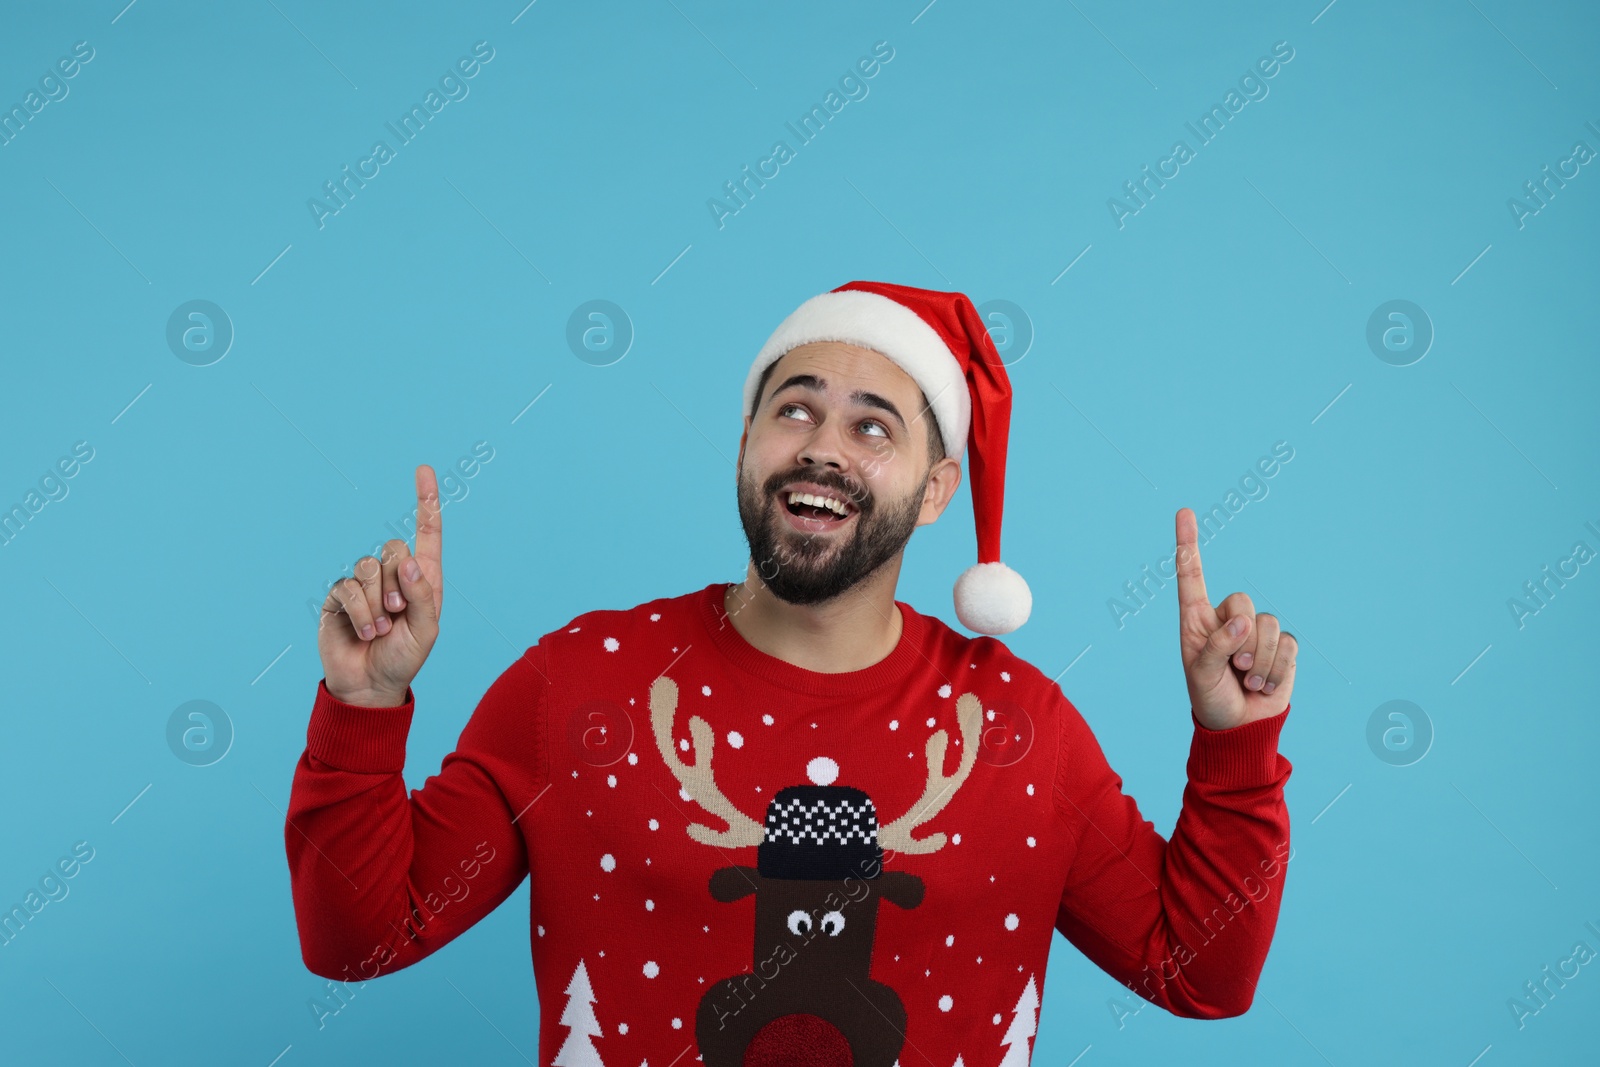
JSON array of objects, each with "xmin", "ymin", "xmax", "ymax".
[{"xmin": 787, "ymin": 490, "xmax": 851, "ymax": 516}]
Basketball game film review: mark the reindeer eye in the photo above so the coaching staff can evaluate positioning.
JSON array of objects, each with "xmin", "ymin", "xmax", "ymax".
[
  {"xmin": 786, "ymin": 909, "xmax": 813, "ymax": 936},
  {"xmin": 821, "ymin": 910, "xmax": 846, "ymax": 936}
]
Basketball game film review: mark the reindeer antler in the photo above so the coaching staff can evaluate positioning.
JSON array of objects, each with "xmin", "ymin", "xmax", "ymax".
[
  {"xmin": 878, "ymin": 691, "xmax": 982, "ymax": 855},
  {"xmin": 649, "ymin": 675, "xmax": 766, "ymax": 848}
]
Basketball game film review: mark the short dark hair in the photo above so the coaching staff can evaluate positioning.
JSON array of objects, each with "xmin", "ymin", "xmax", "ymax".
[{"xmin": 749, "ymin": 358, "xmax": 946, "ymax": 466}]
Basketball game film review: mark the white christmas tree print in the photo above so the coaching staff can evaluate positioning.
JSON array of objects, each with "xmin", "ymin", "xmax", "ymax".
[
  {"xmin": 553, "ymin": 958, "xmax": 605, "ymax": 1066},
  {"xmin": 997, "ymin": 974, "xmax": 1039, "ymax": 1067}
]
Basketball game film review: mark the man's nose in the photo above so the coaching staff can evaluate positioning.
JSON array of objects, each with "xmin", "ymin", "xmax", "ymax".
[{"xmin": 797, "ymin": 418, "xmax": 851, "ymax": 470}]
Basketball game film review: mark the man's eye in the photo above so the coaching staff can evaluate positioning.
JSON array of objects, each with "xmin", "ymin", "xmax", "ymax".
[
  {"xmin": 778, "ymin": 403, "xmax": 810, "ymax": 421},
  {"xmin": 859, "ymin": 420, "xmax": 888, "ymax": 437}
]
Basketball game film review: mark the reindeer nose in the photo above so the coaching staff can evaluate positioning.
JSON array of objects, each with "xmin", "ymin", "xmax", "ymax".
[{"xmin": 743, "ymin": 1012, "xmax": 853, "ymax": 1067}]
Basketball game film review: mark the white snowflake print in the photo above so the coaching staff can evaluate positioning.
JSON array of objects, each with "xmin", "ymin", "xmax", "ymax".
[
  {"xmin": 603, "ymin": 636, "xmax": 619, "ymax": 652},
  {"xmin": 938, "ymin": 683, "xmax": 952, "ymax": 698}
]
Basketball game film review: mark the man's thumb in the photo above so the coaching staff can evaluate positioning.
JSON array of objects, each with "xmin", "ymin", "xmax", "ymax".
[{"xmin": 1194, "ymin": 613, "xmax": 1250, "ymax": 681}]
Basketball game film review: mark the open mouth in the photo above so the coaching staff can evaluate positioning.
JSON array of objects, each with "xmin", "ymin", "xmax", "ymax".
[{"xmin": 778, "ymin": 487, "xmax": 858, "ymax": 529}]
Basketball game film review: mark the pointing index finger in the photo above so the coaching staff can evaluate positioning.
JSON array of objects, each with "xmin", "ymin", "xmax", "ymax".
[
  {"xmin": 1175, "ymin": 507, "xmax": 1210, "ymax": 612},
  {"xmin": 414, "ymin": 463, "xmax": 443, "ymax": 598}
]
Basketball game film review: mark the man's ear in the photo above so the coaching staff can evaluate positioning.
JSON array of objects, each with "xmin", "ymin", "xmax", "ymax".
[
  {"xmin": 737, "ymin": 416, "xmax": 750, "ymax": 472},
  {"xmin": 916, "ymin": 457, "xmax": 962, "ymax": 527}
]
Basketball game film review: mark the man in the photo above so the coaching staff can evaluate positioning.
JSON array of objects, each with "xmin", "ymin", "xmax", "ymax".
[{"xmin": 287, "ymin": 281, "xmax": 1297, "ymax": 1066}]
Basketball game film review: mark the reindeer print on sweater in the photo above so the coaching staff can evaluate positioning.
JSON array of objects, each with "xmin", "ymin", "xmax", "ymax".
[{"xmin": 650, "ymin": 672, "xmax": 980, "ymax": 1065}]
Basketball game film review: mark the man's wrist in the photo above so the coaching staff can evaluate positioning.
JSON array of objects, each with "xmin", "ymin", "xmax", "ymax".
[
  {"xmin": 310, "ymin": 680, "xmax": 415, "ymax": 772},
  {"xmin": 325, "ymin": 681, "xmax": 410, "ymax": 708},
  {"xmin": 1187, "ymin": 702, "xmax": 1292, "ymax": 786}
]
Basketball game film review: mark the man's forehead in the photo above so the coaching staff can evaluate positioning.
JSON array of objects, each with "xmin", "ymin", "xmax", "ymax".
[{"xmin": 769, "ymin": 341, "xmax": 921, "ymax": 395}]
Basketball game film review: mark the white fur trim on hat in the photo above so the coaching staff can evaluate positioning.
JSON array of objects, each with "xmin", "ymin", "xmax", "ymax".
[
  {"xmin": 953, "ymin": 561, "xmax": 1032, "ymax": 636},
  {"xmin": 742, "ymin": 289, "xmax": 970, "ymax": 459}
]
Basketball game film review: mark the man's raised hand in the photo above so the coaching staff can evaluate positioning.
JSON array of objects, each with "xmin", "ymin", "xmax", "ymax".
[
  {"xmin": 1174, "ymin": 507, "xmax": 1296, "ymax": 730},
  {"xmin": 317, "ymin": 464, "xmax": 444, "ymax": 707}
]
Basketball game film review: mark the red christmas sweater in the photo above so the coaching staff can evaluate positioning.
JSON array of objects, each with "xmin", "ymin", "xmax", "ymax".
[{"xmin": 286, "ymin": 581, "xmax": 1293, "ymax": 1066}]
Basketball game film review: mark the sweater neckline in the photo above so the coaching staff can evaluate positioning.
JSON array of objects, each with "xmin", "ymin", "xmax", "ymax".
[{"xmin": 694, "ymin": 581, "xmax": 926, "ymax": 696}]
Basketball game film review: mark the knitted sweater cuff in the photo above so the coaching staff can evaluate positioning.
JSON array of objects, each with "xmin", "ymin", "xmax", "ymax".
[
  {"xmin": 1186, "ymin": 702, "xmax": 1291, "ymax": 788},
  {"xmin": 306, "ymin": 678, "xmax": 416, "ymax": 773}
]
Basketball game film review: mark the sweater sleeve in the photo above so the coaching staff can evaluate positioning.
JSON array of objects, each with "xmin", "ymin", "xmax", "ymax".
[
  {"xmin": 1052, "ymin": 693, "xmax": 1293, "ymax": 1018},
  {"xmin": 284, "ymin": 645, "xmax": 550, "ymax": 981}
]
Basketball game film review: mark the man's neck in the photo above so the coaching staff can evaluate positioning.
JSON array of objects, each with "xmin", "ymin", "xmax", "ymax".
[{"xmin": 720, "ymin": 559, "xmax": 906, "ymax": 674}]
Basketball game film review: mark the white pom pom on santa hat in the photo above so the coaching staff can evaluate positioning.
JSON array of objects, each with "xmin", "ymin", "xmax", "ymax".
[
  {"xmin": 745, "ymin": 280, "xmax": 1032, "ymax": 636},
  {"xmin": 954, "ymin": 561, "xmax": 1032, "ymax": 637}
]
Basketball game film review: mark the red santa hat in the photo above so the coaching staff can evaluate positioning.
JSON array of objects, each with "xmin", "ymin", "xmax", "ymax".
[{"xmin": 743, "ymin": 280, "xmax": 1031, "ymax": 635}]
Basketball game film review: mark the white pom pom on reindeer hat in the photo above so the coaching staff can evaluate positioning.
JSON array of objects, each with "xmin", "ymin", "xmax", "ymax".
[{"xmin": 742, "ymin": 280, "xmax": 1031, "ymax": 636}]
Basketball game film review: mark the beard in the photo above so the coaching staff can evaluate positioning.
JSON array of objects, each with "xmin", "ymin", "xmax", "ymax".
[{"xmin": 735, "ymin": 462, "xmax": 927, "ymax": 606}]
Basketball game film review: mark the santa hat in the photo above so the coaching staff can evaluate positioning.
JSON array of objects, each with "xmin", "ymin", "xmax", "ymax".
[{"xmin": 742, "ymin": 280, "xmax": 1031, "ymax": 635}]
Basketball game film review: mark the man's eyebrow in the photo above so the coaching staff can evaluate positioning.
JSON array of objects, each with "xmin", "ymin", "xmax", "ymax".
[{"xmin": 769, "ymin": 374, "xmax": 907, "ymax": 431}]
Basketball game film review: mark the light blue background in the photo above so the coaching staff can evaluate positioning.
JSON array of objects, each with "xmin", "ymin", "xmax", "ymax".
[{"xmin": 2, "ymin": 1, "xmax": 1597, "ymax": 1064}]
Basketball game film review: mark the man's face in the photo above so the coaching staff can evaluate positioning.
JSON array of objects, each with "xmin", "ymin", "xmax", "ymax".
[{"xmin": 735, "ymin": 341, "xmax": 959, "ymax": 606}]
